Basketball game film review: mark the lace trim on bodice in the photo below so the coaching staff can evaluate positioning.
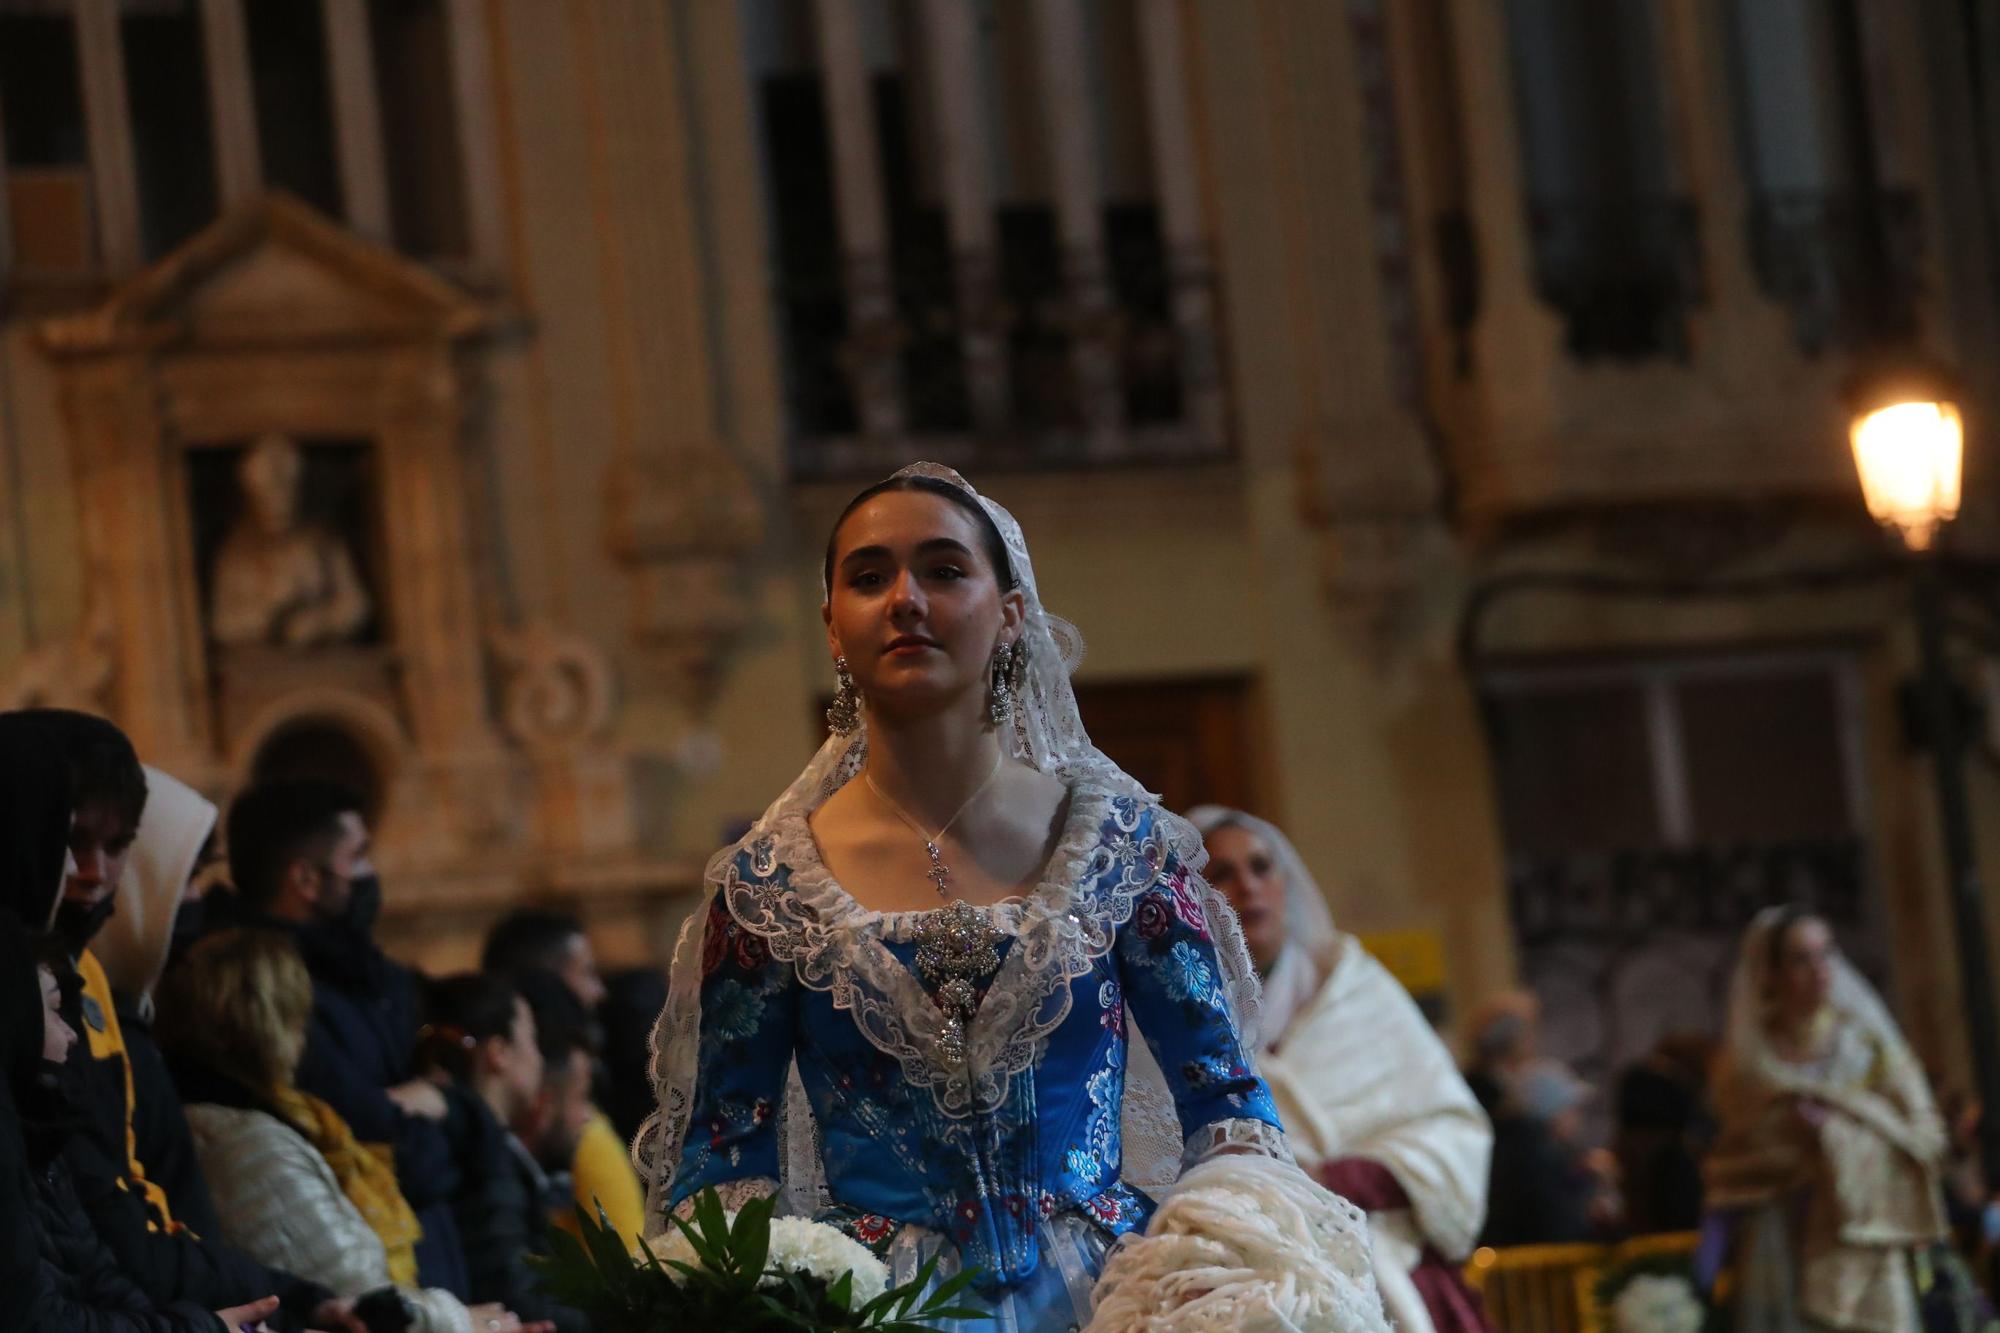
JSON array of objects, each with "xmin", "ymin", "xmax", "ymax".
[{"xmin": 720, "ymin": 783, "xmax": 1164, "ymax": 1119}]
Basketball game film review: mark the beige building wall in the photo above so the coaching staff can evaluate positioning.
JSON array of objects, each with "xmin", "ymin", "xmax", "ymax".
[{"xmin": 0, "ymin": 0, "xmax": 1991, "ymax": 1075}]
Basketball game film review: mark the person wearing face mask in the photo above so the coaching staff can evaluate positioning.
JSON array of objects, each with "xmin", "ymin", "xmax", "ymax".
[
  {"xmin": 26, "ymin": 941, "xmax": 289, "ymax": 1332},
  {"xmin": 1703, "ymin": 907, "xmax": 1969, "ymax": 1333},
  {"xmin": 34, "ymin": 710, "xmax": 178, "ymax": 1222},
  {"xmin": 0, "ymin": 713, "xmax": 350, "ymax": 1333},
  {"xmin": 1189, "ymin": 806, "xmax": 1493, "ymax": 1333},
  {"xmin": 0, "ymin": 720, "xmax": 282, "ymax": 1332},
  {"xmin": 205, "ymin": 779, "xmax": 470, "ymax": 1299}
]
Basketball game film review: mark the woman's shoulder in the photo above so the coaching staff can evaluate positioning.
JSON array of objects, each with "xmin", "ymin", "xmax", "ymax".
[
  {"xmin": 184, "ymin": 1100, "xmax": 284, "ymax": 1145},
  {"xmin": 184, "ymin": 1103, "xmax": 328, "ymax": 1180}
]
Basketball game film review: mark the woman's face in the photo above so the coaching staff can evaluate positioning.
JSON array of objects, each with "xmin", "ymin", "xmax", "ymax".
[
  {"xmin": 824, "ymin": 491, "xmax": 1022, "ymax": 723},
  {"xmin": 1774, "ymin": 916, "xmax": 1836, "ymax": 1016},
  {"xmin": 39, "ymin": 966, "xmax": 77, "ymax": 1065},
  {"xmin": 1203, "ymin": 824, "xmax": 1288, "ymax": 970}
]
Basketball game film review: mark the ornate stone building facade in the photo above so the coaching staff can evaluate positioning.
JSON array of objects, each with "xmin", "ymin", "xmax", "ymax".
[{"xmin": 1, "ymin": 0, "xmax": 1996, "ymax": 1087}]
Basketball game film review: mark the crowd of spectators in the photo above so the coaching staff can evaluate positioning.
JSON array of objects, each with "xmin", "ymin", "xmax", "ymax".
[{"xmin": 0, "ymin": 707, "xmax": 662, "ymax": 1332}]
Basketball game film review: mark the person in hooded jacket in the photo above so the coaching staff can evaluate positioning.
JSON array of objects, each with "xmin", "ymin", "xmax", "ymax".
[
  {"xmin": 0, "ymin": 711, "xmax": 350, "ymax": 1333},
  {"xmin": 90, "ymin": 763, "xmax": 227, "ymax": 1238},
  {"xmin": 0, "ymin": 717, "xmax": 280, "ymax": 1332},
  {"xmin": 208, "ymin": 778, "xmax": 470, "ymax": 1296}
]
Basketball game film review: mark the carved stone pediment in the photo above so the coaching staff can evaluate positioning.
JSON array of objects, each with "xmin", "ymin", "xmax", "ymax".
[
  {"xmin": 27, "ymin": 193, "xmax": 659, "ymax": 899},
  {"xmin": 39, "ymin": 193, "xmax": 489, "ymax": 356}
]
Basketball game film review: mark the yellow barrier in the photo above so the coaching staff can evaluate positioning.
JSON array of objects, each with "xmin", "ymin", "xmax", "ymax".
[{"xmin": 1465, "ymin": 1233, "xmax": 1701, "ymax": 1333}]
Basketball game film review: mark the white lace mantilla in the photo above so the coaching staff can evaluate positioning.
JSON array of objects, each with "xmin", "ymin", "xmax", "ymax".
[
  {"xmin": 638, "ymin": 464, "xmax": 1280, "ymax": 1230},
  {"xmin": 722, "ymin": 783, "xmax": 1160, "ymax": 1119}
]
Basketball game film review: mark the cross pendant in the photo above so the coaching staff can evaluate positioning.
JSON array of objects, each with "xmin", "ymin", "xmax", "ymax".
[{"xmin": 924, "ymin": 840, "xmax": 951, "ymax": 897}]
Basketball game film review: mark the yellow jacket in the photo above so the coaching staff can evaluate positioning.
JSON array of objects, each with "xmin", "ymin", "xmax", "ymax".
[
  {"xmin": 77, "ymin": 947, "xmax": 181, "ymax": 1231},
  {"xmin": 555, "ymin": 1111, "xmax": 646, "ymax": 1249}
]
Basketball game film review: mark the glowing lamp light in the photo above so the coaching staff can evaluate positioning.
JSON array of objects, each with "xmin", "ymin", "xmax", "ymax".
[{"xmin": 1849, "ymin": 377, "xmax": 1963, "ymax": 552}]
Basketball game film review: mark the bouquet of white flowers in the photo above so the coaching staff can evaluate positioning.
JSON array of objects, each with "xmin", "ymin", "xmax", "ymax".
[
  {"xmin": 1610, "ymin": 1274, "xmax": 1706, "ymax": 1333},
  {"xmin": 647, "ymin": 1210, "xmax": 892, "ymax": 1308},
  {"xmin": 532, "ymin": 1189, "xmax": 987, "ymax": 1332},
  {"xmin": 1594, "ymin": 1252, "xmax": 1715, "ymax": 1333}
]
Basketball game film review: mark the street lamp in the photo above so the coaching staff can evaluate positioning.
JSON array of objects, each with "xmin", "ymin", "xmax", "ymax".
[
  {"xmin": 1848, "ymin": 359, "xmax": 2000, "ymax": 1191},
  {"xmin": 1850, "ymin": 367, "xmax": 1964, "ymax": 551}
]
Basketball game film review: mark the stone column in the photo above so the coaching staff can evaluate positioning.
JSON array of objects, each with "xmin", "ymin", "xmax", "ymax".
[
  {"xmin": 571, "ymin": 0, "xmax": 762, "ymax": 707},
  {"xmin": 373, "ymin": 349, "xmax": 518, "ymax": 859},
  {"xmin": 1443, "ymin": 0, "xmax": 1561, "ymax": 439},
  {"xmin": 1136, "ymin": 0, "xmax": 1224, "ymax": 444},
  {"xmin": 1031, "ymin": 0, "xmax": 1125, "ymax": 452},
  {"xmin": 57, "ymin": 355, "xmax": 207, "ymax": 767},
  {"xmin": 1855, "ymin": 3, "xmax": 1950, "ymax": 334},
  {"xmin": 1656, "ymin": 0, "xmax": 1796, "ymax": 377},
  {"xmin": 74, "ymin": 0, "xmax": 142, "ymax": 271},
  {"xmin": 378, "ymin": 351, "xmax": 496, "ymax": 751},
  {"xmin": 810, "ymin": 0, "xmax": 906, "ymax": 440},
  {"xmin": 445, "ymin": 0, "xmax": 508, "ymax": 269},
  {"xmin": 916, "ymin": 0, "xmax": 1009, "ymax": 434},
  {"xmin": 0, "ymin": 93, "xmax": 12, "ymax": 276},
  {"xmin": 198, "ymin": 0, "xmax": 262, "ymax": 208},
  {"xmin": 322, "ymin": 0, "xmax": 392, "ymax": 240}
]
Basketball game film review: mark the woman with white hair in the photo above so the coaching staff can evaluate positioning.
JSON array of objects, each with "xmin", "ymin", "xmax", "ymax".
[{"xmin": 1190, "ymin": 805, "xmax": 1494, "ymax": 1333}]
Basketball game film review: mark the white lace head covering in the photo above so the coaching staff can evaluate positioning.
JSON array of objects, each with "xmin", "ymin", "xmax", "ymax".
[
  {"xmin": 1721, "ymin": 906, "xmax": 1929, "ymax": 1111},
  {"xmin": 638, "ymin": 463, "xmax": 1268, "ymax": 1217},
  {"xmin": 1186, "ymin": 807, "xmax": 1338, "ymax": 1046}
]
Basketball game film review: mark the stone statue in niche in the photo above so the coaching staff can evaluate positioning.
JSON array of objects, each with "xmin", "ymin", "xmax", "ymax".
[{"xmin": 208, "ymin": 433, "xmax": 372, "ymax": 648}]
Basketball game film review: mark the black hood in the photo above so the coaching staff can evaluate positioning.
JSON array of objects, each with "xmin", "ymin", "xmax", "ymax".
[
  {"xmin": 0, "ymin": 712, "xmax": 77, "ymax": 932},
  {"xmin": 0, "ymin": 913, "xmax": 45, "ymax": 1106}
]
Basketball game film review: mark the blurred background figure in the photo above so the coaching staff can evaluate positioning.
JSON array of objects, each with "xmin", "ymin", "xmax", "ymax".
[
  {"xmin": 1480, "ymin": 1058, "xmax": 1611, "ymax": 1248},
  {"xmin": 596, "ymin": 967, "xmax": 667, "ymax": 1148},
  {"xmin": 1702, "ymin": 907, "xmax": 1982, "ymax": 1332},
  {"xmin": 1613, "ymin": 1032, "xmax": 1714, "ymax": 1236},
  {"xmin": 421, "ymin": 972, "xmax": 585, "ymax": 1333},
  {"xmin": 1192, "ymin": 806, "xmax": 1494, "ymax": 1333},
  {"xmin": 158, "ymin": 928, "xmax": 520, "ymax": 1333},
  {"xmin": 1463, "ymin": 990, "xmax": 1543, "ymax": 1118},
  {"xmin": 481, "ymin": 908, "xmax": 646, "ymax": 1247}
]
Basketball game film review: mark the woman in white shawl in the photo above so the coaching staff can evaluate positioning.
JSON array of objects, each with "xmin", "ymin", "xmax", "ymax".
[
  {"xmin": 1190, "ymin": 806, "xmax": 1494, "ymax": 1333},
  {"xmin": 1703, "ymin": 906, "xmax": 1953, "ymax": 1333}
]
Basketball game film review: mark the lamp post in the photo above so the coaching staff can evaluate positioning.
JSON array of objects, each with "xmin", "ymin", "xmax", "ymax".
[{"xmin": 1848, "ymin": 364, "xmax": 2000, "ymax": 1190}]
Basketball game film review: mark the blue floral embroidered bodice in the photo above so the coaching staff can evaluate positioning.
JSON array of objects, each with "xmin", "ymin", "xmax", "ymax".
[{"xmin": 668, "ymin": 788, "xmax": 1283, "ymax": 1293}]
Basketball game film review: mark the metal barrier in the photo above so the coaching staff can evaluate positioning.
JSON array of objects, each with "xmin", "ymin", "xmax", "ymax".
[{"xmin": 1465, "ymin": 1233, "xmax": 1702, "ymax": 1333}]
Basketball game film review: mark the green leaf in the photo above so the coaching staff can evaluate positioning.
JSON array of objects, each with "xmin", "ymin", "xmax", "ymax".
[
  {"xmin": 672, "ymin": 1202, "xmax": 732, "ymax": 1276},
  {"xmin": 826, "ymin": 1269, "xmax": 854, "ymax": 1311},
  {"xmin": 581, "ymin": 1198, "xmax": 639, "ymax": 1286},
  {"xmin": 917, "ymin": 1265, "xmax": 980, "ymax": 1309},
  {"xmin": 732, "ymin": 1191, "xmax": 777, "ymax": 1281}
]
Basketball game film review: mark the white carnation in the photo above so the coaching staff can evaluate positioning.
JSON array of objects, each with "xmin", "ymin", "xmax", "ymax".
[
  {"xmin": 1612, "ymin": 1273, "xmax": 1704, "ymax": 1333},
  {"xmin": 646, "ymin": 1211, "xmax": 890, "ymax": 1307},
  {"xmin": 767, "ymin": 1216, "xmax": 890, "ymax": 1305}
]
